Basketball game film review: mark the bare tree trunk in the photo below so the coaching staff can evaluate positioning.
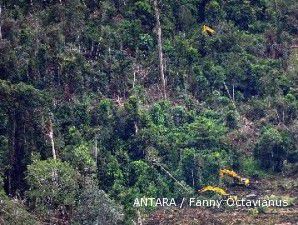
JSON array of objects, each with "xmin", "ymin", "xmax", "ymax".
[
  {"xmin": 153, "ymin": 0, "xmax": 166, "ymax": 99},
  {"xmin": 46, "ymin": 118, "xmax": 59, "ymax": 186},
  {"xmin": 232, "ymin": 84, "xmax": 235, "ymax": 102},
  {"xmin": 223, "ymin": 81, "xmax": 237, "ymax": 109},
  {"xmin": 48, "ymin": 120, "xmax": 57, "ymax": 160},
  {"xmin": 94, "ymin": 136, "xmax": 98, "ymax": 167},
  {"xmin": 8, "ymin": 112, "xmax": 16, "ymax": 195},
  {"xmin": 191, "ymin": 169, "xmax": 194, "ymax": 187},
  {"xmin": 151, "ymin": 160, "xmax": 188, "ymax": 191},
  {"xmin": 134, "ymin": 121, "xmax": 138, "ymax": 134},
  {"xmin": 132, "ymin": 60, "xmax": 137, "ymax": 89},
  {"xmin": 133, "ymin": 69, "xmax": 136, "ymax": 89}
]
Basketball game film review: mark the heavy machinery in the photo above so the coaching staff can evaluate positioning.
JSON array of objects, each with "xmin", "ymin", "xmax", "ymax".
[
  {"xmin": 219, "ymin": 169, "xmax": 250, "ymax": 187},
  {"xmin": 199, "ymin": 185, "xmax": 229, "ymax": 196},
  {"xmin": 202, "ymin": 25, "xmax": 215, "ymax": 35},
  {"xmin": 199, "ymin": 185, "xmax": 237, "ymax": 200}
]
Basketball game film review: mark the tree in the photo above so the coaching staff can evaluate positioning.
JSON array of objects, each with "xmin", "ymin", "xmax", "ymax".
[
  {"xmin": 254, "ymin": 127, "xmax": 291, "ymax": 172},
  {"xmin": 153, "ymin": 0, "xmax": 167, "ymax": 99},
  {"xmin": 180, "ymin": 148, "xmax": 198, "ymax": 188},
  {"xmin": 63, "ymin": 126, "xmax": 95, "ymax": 173},
  {"xmin": 0, "ymin": 80, "xmax": 47, "ymax": 195},
  {"xmin": 26, "ymin": 158, "xmax": 78, "ymax": 220},
  {"xmin": 74, "ymin": 179, "xmax": 124, "ymax": 225}
]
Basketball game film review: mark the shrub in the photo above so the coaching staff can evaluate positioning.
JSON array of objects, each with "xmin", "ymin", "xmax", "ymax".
[
  {"xmin": 0, "ymin": 190, "xmax": 40, "ymax": 225},
  {"xmin": 74, "ymin": 182, "xmax": 124, "ymax": 225},
  {"xmin": 226, "ymin": 110, "xmax": 238, "ymax": 129},
  {"xmin": 254, "ymin": 127, "xmax": 288, "ymax": 172},
  {"xmin": 245, "ymin": 99, "xmax": 267, "ymax": 121},
  {"xmin": 26, "ymin": 159, "xmax": 78, "ymax": 215},
  {"xmin": 241, "ymin": 156, "xmax": 265, "ymax": 178}
]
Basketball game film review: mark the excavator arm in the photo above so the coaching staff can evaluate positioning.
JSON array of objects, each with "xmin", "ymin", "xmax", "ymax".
[
  {"xmin": 199, "ymin": 185, "xmax": 229, "ymax": 196},
  {"xmin": 220, "ymin": 169, "xmax": 250, "ymax": 186},
  {"xmin": 199, "ymin": 185, "xmax": 237, "ymax": 200}
]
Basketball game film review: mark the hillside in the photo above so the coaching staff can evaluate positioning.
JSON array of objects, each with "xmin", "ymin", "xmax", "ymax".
[{"xmin": 0, "ymin": 0, "xmax": 297, "ymax": 224}]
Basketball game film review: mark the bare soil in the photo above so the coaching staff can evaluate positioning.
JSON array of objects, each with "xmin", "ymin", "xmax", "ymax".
[{"xmin": 144, "ymin": 175, "xmax": 298, "ymax": 225}]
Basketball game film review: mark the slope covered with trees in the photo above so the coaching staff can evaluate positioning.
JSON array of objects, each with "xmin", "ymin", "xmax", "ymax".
[{"xmin": 0, "ymin": 0, "xmax": 297, "ymax": 224}]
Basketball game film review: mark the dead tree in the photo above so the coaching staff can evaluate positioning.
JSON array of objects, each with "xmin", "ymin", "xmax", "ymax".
[
  {"xmin": 153, "ymin": 0, "xmax": 167, "ymax": 99},
  {"xmin": 46, "ymin": 118, "xmax": 57, "ymax": 160}
]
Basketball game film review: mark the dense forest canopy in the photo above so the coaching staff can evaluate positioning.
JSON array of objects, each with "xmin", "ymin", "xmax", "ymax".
[{"xmin": 0, "ymin": 0, "xmax": 297, "ymax": 224}]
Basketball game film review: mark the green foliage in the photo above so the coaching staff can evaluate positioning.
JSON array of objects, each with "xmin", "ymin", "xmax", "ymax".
[
  {"xmin": 63, "ymin": 127, "xmax": 95, "ymax": 172},
  {"xmin": 244, "ymin": 99, "xmax": 268, "ymax": 121},
  {"xmin": 200, "ymin": 149, "xmax": 234, "ymax": 185},
  {"xmin": 139, "ymin": 33, "xmax": 154, "ymax": 50},
  {"xmin": 224, "ymin": 0, "xmax": 257, "ymax": 29},
  {"xmin": 240, "ymin": 156, "xmax": 265, "ymax": 178},
  {"xmin": 226, "ymin": 110, "xmax": 238, "ymax": 129},
  {"xmin": 180, "ymin": 148, "xmax": 198, "ymax": 187},
  {"xmin": 0, "ymin": 190, "xmax": 40, "ymax": 225},
  {"xmin": 254, "ymin": 127, "xmax": 294, "ymax": 172},
  {"xmin": 205, "ymin": 1, "xmax": 223, "ymax": 23},
  {"xmin": 129, "ymin": 160, "xmax": 158, "ymax": 194},
  {"xmin": 26, "ymin": 159, "xmax": 78, "ymax": 215},
  {"xmin": 150, "ymin": 101, "xmax": 172, "ymax": 126},
  {"xmin": 98, "ymin": 153, "xmax": 124, "ymax": 192},
  {"xmin": 74, "ymin": 180, "xmax": 124, "ymax": 225}
]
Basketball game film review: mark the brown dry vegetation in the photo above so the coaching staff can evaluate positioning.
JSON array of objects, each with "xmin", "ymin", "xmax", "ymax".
[{"xmin": 145, "ymin": 175, "xmax": 298, "ymax": 225}]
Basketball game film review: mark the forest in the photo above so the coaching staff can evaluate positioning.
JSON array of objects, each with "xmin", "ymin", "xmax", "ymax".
[{"xmin": 0, "ymin": 0, "xmax": 297, "ymax": 224}]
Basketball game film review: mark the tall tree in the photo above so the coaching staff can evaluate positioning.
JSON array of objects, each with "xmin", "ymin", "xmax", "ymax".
[{"xmin": 153, "ymin": 0, "xmax": 166, "ymax": 99}]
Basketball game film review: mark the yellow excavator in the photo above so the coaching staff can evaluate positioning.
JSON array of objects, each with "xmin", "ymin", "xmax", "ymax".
[
  {"xmin": 199, "ymin": 185, "xmax": 237, "ymax": 200},
  {"xmin": 199, "ymin": 185, "xmax": 229, "ymax": 196},
  {"xmin": 219, "ymin": 169, "xmax": 250, "ymax": 187},
  {"xmin": 202, "ymin": 25, "xmax": 215, "ymax": 35},
  {"xmin": 198, "ymin": 169, "xmax": 249, "ymax": 200}
]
